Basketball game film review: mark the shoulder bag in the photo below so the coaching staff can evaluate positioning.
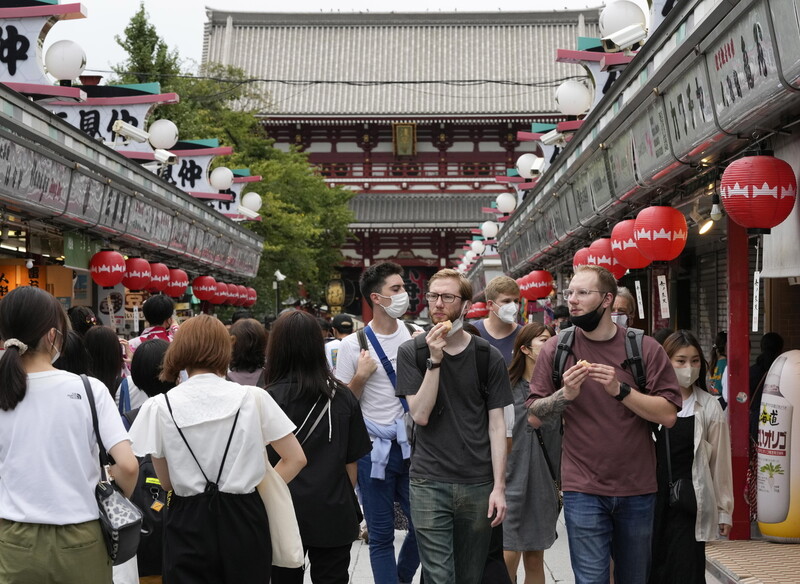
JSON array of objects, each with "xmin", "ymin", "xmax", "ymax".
[{"xmin": 664, "ymin": 427, "xmax": 697, "ymax": 514}]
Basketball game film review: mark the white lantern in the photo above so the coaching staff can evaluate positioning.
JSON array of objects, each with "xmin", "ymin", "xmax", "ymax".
[
  {"xmin": 516, "ymin": 153, "xmax": 538, "ymax": 179},
  {"xmin": 555, "ymin": 79, "xmax": 594, "ymax": 116},
  {"xmin": 45, "ymin": 40, "xmax": 86, "ymax": 82},
  {"xmin": 241, "ymin": 192, "xmax": 263, "ymax": 213},
  {"xmin": 481, "ymin": 220, "xmax": 499, "ymax": 239},
  {"xmin": 465, "ymin": 250, "xmax": 476, "ymax": 262},
  {"xmin": 599, "ymin": 0, "xmax": 647, "ymax": 38},
  {"xmin": 496, "ymin": 192, "xmax": 517, "ymax": 214},
  {"xmin": 148, "ymin": 119, "xmax": 179, "ymax": 150},
  {"xmin": 209, "ymin": 167, "xmax": 234, "ymax": 191},
  {"xmin": 471, "ymin": 240, "xmax": 486, "ymax": 255}
]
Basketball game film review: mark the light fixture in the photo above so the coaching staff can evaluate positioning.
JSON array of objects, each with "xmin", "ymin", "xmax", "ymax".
[
  {"xmin": 274, "ymin": 269, "xmax": 287, "ymax": 282},
  {"xmin": 698, "ymin": 219, "xmax": 714, "ymax": 235},
  {"xmin": 516, "ymin": 153, "xmax": 545, "ymax": 178},
  {"xmin": 147, "ymin": 119, "xmax": 179, "ymax": 150},
  {"xmin": 710, "ymin": 192, "xmax": 723, "ymax": 221},
  {"xmin": 555, "ymin": 79, "xmax": 594, "ymax": 116},
  {"xmin": 241, "ymin": 192, "xmax": 263, "ymax": 213},
  {"xmin": 209, "ymin": 167, "xmax": 234, "ymax": 191},
  {"xmin": 496, "ymin": 193, "xmax": 517, "ymax": 214},
  {"xmin": 481, "ymin": 220, "xmax": 499, "ymax": 239},
  {"xmin": 44, "ymin": 40, "xmax": 86, "ymax": 85},
  {"xmin": 25, "ymin": 258, "xmax": 33, "ymax": 269},
  {"xmin": 471, "ymin": 240, "xmax": 486, "ymax": 255}
]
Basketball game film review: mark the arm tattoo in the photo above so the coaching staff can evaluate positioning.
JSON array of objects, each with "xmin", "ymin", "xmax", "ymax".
[{"xmin": 528, "ymin": 388, "xmax": 571, "ymax": 422}]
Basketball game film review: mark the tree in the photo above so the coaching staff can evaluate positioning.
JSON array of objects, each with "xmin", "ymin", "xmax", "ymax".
[{"xmin": 113, "ymin": 3, "xmax": 180, "ymax": 85}]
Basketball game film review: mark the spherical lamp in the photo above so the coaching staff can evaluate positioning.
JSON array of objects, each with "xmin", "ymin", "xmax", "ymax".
[
  {"xmin": 209, "ymin": 167, "xmax": 234, "ymax": 191},
  {"xmin": 496, "ymin": 192, "xmax": 517, "ymax": 214},
  {"xmin": 45, "ymin": 40, "xmax": 86, "ymax": 82},
  {"xmin": 241, "ymin": 192, "xmax": 263, "ymax": 213},
  {"xmin": 555, "ymin": 79, "xmax": 594, "ymax": 116},
  {"xmin": 634, "ymin": 206, "xmax": 688, "ymax": 261},
  {"xmin": 147, "ymin": 119, "xmax": 179, "ymax": 150},
  {"xmin": 471, "ymin": 240, "xmax": 486, "ymax": 255},
  {"xmin": 516, "ymin": 153, "xmax": 539, "ymax": 179},
  {"xmin": 610, "ymin": 220, "xmax": 651, "ymax": 269},
  {"xmin": 481, "ymin": 220, "xmax": 499, "ymax": 239}
]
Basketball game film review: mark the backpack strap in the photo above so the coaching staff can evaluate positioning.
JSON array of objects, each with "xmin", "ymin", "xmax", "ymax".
[
  {"xmin": 622, "ymin": 328, "xmax": 647, "ymax": 391},
  {"xmin": 551, "ymin": 327, "xmax": 576, "ymax": 388},
  {"xmin": 411, "ymin": 334, "xmax": 490, "ymax": 400}
]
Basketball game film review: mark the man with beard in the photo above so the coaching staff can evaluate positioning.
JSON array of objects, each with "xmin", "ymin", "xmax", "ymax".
[
  {"xmin": 526, "ymin": 265, "xmax": 680, "ymax": 584},
  {"xmin": 396, "ymin": 268, "xmax": 513, "ymax": 584}
]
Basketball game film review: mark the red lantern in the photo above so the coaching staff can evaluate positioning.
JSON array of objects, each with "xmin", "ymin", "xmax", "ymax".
[
  {"xmin": 527, "ymin": 270, "xmax": 554, "ymax": 300},
  {"xmin": 147, "ymin": 263, "xmax": 170, "ymax": 293},
  {"xmin": 470, "ymin": 301, "xmax": 489, "ymax": 318},
  {"xmin": 238, "ymin": 285, "xmax": 249, "ymax": 306},
  {"xmin": 610, "ymin": 220, "xmax": 651, "ymax": 269},
  {"xmin": 192, "ymin": 276, "xmax": 217, "ymax": 301},
  {"xmin": 121, "ymin": 257, "xmax": 151, "ymax": 291},
  {"xmin": 223, "ymin": 283, "xmax": 235, "ymax": 305},
  {"xmin": 633, "ymin": 206, "xmax": 687, "ymax": 261},
  {"xmin": 588, "ymin": 239, "xmax": 627, "ymax": 280},
  {"xmin": 165, "ymin": 269, "xmax": 189, "ymax": 298},
  {"xmin": 243, "ymin": 287, "xmax": 257, "ymax": 308},
  {"xmin": 720, "ymin": 155, "xmax": 797, "ymax": 232},
  {"xmin": 212, "ymin": 282, "xmax": 228, "ymax": 305},
  {"xmin": 90, "ymin": 250, "xmax": 126, "ymax": 288},
  {"xmin": 573, "ymin": 247, "xmax": 591, "ymax": 270}
]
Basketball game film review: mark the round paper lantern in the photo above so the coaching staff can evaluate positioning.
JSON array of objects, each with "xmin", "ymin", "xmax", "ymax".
[
  {"xmin": 192, "ymin": 276, "xmax": 217, "ymax": 301},
  {"xmin": 90, "ymin": 250, "xmax": 126, "ymax": 288},
  {"xmin": 572, "ymin": 247, "xmax": 591, "ymax": 270},
  {"xmin": 122, "ymin": 257, "xmax": 151, "ymax": 291},
  {"xmin": 610, "ymin": 220, "xmax": 651, "ymax": 269},
  {"xmin": 496, "ymin": 192, "xmax": 517, "ymax": 214},
  {"xmin": 147, "ymin": 119, "xmax": 179, "ymax": 150},
  {"xmin": 147, "ymin": 262, "xmax": 170, "ymax": 292},
  {"xmin": 165, "ymin": 269, "xmax": 189, "ymax": 298},
  {"xmin": 555, "ymin": 79, "xmax": 593, "ymax": 116},
  {"xmin": 470, "ymin": 302, "xmax": 489, "ymax": 318},
  {"xmin": 588, "ymin": 239, "xmax": 627, "ymax": 280},
  {"xmin": 720, "ymin": 155, "xmax": 797, "ymax": 232},
  {"xmin": 234, "ymin": 285, "xmax": 246, "ymax": 306},
  {"xmin": 243, "ymin": 287, "xmax": 258, "ymax": 308},
  {"xmin": 211, "ymin": 282, "xmax": 228, "ymax": 305},
  {"xmin": 223, "ymin": 283, "xmax": 236, "ymax": 305},
  {"xmin": 481, "ymin": 220, "xmax": 499, "ymax": 239},
  {"xmin": 634, "ymin": 206, "xmax": 688, "ymax": 261},
  {"xmin": 526, "ymin": 270, "xmax": 554, "ymax": 300}
]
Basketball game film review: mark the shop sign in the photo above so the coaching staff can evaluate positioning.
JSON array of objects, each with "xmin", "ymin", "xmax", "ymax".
[
  {"xmin": 571, "ymin": 168, "xmax": 595, "ymax": 224},
  {"xmin": 66, "ymin": 172, "xmax": 105, "ymax": 227},
  {"xmin": 630, "ymin": 98, "xmax": 670, "ymax": 185},
  {"xmin": 587, "ymin": 155, "xmax": 613, "ymax": 211},
  {"xmin": 51, "ymin": 103, "xmax": 150, "ymax": 151},
  {"xmin": 97, "ymin": 187, "xmax": 131, "ymax": 235},
  {"xmin": 63, "ymin": 232, "xmax": 102, "ymax": 271},
  {"xmin": 662, "ymin": 58, "xmax": 717, "ymax": 160},
  {"xmin": 769, "ymin": 0, "xmax": 800, "ymax": 85},
  {"xmin": 606, "ymin": 128, "xmax": 637, "ymax": 198},
  {"xmin": 0, "ymin": 136, "xmax": 70, "ymax": 214}
]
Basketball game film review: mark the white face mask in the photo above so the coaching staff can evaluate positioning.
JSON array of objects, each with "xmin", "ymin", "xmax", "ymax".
[
  {"xmin": 494, "ymin": 302, "xmax": 519, "ymax": 325},
  {"xmin": 447, "ymin": 303, "xmax": 468, "ymax": 337},
  {"xmin": 611, "ymin": 312, "xmax": 628, "ymax": 328},
  {"xmin": 673, "ymin": 366, "xmax": 701, "ymax": 388},
  {"xmin": 376, "ymin": 291, "xmax": 409, "ymax": 319},
  {"xmin": 50, "ymin": 329, "xmax": 62, "ymax": 364}
]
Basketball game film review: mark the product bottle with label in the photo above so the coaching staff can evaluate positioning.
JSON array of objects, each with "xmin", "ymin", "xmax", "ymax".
[{"xmin": 758, "ymin": 354, "xmax": 792, "ymax": 525}]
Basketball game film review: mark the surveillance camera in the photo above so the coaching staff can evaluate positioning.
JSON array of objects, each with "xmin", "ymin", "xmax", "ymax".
[
  {"xmin": 111, "ymin": 120, "xmax": 149, "ymax": 143},
  {"xmin": 601, "ymin": 24, "xmax": 647, "ymax": 53},
  {"xmin": 237, "ymin": 205, "xmax": 261, "ymax": 219},
  {"xmin": 540, "ymin": 129, "xmax": 565, "ymax": 147},
  {"xmin": 531, "ymin": 156, "xmax": 546, "ymax": 175},
  {"xmin": 153, "ymin": 149, "xmax": 177, "ymax": 165}
]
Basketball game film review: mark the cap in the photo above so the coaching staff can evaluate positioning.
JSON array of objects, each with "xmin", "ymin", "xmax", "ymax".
[{"xmin": 332, "ymin": 313, "xmax": 354, "ymax": 334}]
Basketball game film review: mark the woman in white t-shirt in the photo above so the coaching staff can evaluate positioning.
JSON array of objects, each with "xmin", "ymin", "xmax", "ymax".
[
  {"xmin": 129, "ymin": 314, "xmax": 306, "ymax": 584},
  {"xmin": 0, "ymin": 286, "xmax": 138, "ymax": 584}
]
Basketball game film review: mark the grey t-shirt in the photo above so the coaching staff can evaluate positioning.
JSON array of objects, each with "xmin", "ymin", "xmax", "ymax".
[{"xmin": 396, "ymin": 337, "xmax": 513, "ymax": 483}]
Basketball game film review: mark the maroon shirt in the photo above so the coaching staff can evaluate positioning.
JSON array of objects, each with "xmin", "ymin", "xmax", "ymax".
[{"xmin": 529, "ymin": 326, "xmax": 681, "ymax": 496}]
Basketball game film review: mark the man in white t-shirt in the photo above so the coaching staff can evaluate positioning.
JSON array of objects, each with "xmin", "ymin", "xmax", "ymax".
[
  {"xmin": 326, "ymin": 313, "xmax": 355, "ymax": 376},
  {"xmin": 335, "ymin": 262, "xmax": 420, "ymax": 584}
]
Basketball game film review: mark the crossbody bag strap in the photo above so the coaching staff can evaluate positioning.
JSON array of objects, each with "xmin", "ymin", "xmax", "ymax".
[
  {"xmin": 295, "ymin": 390, "xmax": 334, "ymax": 446},
  {"xmin": 664, "ymin": 426, "xmax": 673, "ymax": 484},
  {"xmin": 534, "ymin": 428, "xmax": 558, "ymax": 485},
  {"xmin": 363, "ymin": 325, "xmax": 409, "ymax": 413},
  {"xmin": 82, "ymin": 374, "xmax": 110, "ymax": 479}
]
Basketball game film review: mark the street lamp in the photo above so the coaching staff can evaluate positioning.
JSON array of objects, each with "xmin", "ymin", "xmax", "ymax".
[{"xmin": 274, "ymin": 269, "xmax": 287, "ymax": 316}]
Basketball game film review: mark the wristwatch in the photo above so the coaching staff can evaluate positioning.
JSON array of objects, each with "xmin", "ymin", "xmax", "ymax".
[
  {"xmin": 615, "ymin": 382, "xmax": 632, "ymax": 401},
  {"xmin": 426, "ymin": 358, "xmax": 441, "ymax": 370}
]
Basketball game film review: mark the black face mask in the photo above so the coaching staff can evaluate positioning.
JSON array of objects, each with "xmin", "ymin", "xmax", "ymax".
[{"xmin": 570, "ymin": 297, "xmax": 607, "ymax": 332}]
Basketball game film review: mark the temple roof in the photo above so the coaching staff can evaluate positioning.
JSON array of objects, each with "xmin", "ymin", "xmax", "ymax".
[
  {"xmin": 202, "ymin": 10, "xmax": 600, "ymax": 117},
  {"xmin": 348, "ymin": 192, "xmax": 493, "ymax": 228}
]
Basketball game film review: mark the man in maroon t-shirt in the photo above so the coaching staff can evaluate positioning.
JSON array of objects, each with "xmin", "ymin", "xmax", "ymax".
[{"xmin": 526, "ymin": 265, "xmax": 680, "ymax": 584}]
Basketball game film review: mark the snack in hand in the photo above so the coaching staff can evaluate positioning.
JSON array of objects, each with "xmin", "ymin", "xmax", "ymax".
[
  {"xmin": 577, "ymin": 359, "xmax": 592, "ymax": 368},
  {"xmin": 440, "ymin": 320, "xmax": 453, "ymax": 334}
]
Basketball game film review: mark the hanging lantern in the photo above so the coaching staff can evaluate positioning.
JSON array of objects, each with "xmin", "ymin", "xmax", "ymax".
[
  {"xmin": 555, "ymin": 79, "xmax": 593, "ymax": 116},
  {"xmin": 610, "ymin": 220, "xmax": 651, "ymax": 269},
  {"xmin": 90, "ymin": 250, "xmax": 126, "ymax": 288},
  {"xmin": 147, "ymin": 262, "xmax": 170, "ymax": 292},
  {"xmin": 165, "ymin": 269, "xmax": 189, "ymax": 298},
  {"xmin": 192, "ymin": 276, "xmax": 217, "ymax": 301},
  {"xmin": 211, "ymin": 282, "xmax": 228, "ymax": 305},
  {"xmin": 634, "ymin": 206, "xmax": 688, "ymax": 261},
  {"xmin": 244, "ymin": 287, "xmax": 258, "ymax": 308},
  {"xmin": 121, "ymin": 257, "xmax": 151, "ymax": 291},
  {"xmin": 720, "ymin": 155, "xmax": 797, "ymax": 233},
  {"xmin": 470, "ymin": 301, "xmax": 489, "ymax": 318},
  {"xmin": 588, "ymin": 239, "xmax": 627, "ymax": 280},
  {"xmin": 471, "ymin": 240, "xmax": 486, "ymax": 255},
  {"xmin": 527, "ymin": 270, "xmax": 554, "ymax": 300},
  {"xmin": 481, "ymin": 220, "xmax": 499, "ymax": 239},
  {"xmin": 572, "ymin": 247, "xmax": 591, "ymax": 270},
  {"xmin": 236, "ymin": 285, "xmax": 249, "ymax": 307},
  {"xmin": 496, "ymin": 192, "xmax": 517, "ymax": 214}
]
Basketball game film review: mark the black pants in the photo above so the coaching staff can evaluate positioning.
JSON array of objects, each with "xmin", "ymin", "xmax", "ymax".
[
  {"xmin": 271, "ymin": 543, "xmax": 352, "ymax": 584},
  {"xmin": 164, "ymin": 490, "xmax": 271, "ymax": 584},
  {"xmin": 483, "ymin": 525, "xmax": 513, "ymax": 584}
]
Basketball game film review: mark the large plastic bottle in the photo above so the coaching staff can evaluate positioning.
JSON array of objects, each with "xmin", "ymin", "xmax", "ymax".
[{"xmin": 758, "ymin": 350, "xmax": 800, "ymax": 542}]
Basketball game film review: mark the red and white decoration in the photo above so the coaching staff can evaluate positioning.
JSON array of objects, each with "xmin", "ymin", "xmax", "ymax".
[
  {"xmin": 521, "ymin": 270, "xmax": 554, "ymax": 300},
  {"xmin": 243, "ymin": 287, "xmax": 258, "ymax": 308},
  {"xmin": 192, "ymin": 276, "xmax": 217, "ymax": 301},
  {"xmin": 633, "ymin": 206, "xmax": 688, "ymax": 261},
  {"xmin": 467, "ymin": 301, "xmax": 489, "ymax": 318},
  {"xmin": 610, "ymin": 220, "xmax": 651, "ymax": 269},
  {"xmin": 720, "ymin": 155, "xmax": 798, "ymax": 232},
  {"xmin": 147, "ymin": 263, "xmax": 170, "ymax": 293},
  {"xmin": 211, "ymin": 282, "xmax": 228, "ymax": 305},
  {"xmin": 588, "ymin": 239, "xmax": 627, "ymax": 280},
  {"xmin": 121, "ymin": 257, "xmax": 151, "ymax": 291},
  {"xmin": 165, "ymin": 269, "xmax": 189, "ymax": 298},
  {"xmin": 90, "ymin": 250, "xmax": 126, "ymax": 288},
  {"xmin": 572, "ymin": 247, "xmax": 591, "ymax": 270}
]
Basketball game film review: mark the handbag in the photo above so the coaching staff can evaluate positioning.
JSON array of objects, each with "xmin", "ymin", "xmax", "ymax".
[
  {"xmin": 535, "ymin": 428, "xmax": 563, "ymax": 513},
  {"xmin": 664, "ymin": 427, "xmax": 697, "ymax": 514},
  {"xmin": 83, "ymin": 374, "xmax": 143, "ymax": 565}
]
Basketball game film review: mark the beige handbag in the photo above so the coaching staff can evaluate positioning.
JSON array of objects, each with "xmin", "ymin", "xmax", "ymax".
[{"xmin": 256, "ymin": 455, "xmax": 304, "ymax": 568}]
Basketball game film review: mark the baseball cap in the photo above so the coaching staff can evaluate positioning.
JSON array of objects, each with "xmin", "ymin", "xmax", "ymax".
[{"xmin": 332, "ymin": 314, "xmax": 354, "ymax": 334}]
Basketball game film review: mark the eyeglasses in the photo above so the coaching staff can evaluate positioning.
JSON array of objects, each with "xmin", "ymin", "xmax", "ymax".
[
  {"xmin": 562, "ymin": 289, "xmax": 606, "ymax": 301},
  {"xmin": 425, "ymin": 292, "xmax": 462, "ymax": 304}
]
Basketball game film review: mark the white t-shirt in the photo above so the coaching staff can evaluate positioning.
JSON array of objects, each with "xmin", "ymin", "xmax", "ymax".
[
  {"xmin": 129, "ymin": 374, "xmax": 295, "ymax": 497},
  {"xmin": 0, "ymin": 371, "xmax": 130, "ymax": 524},
  {"xmin": 326, "ymin": 338, "xmax": 343, "ymax": 374},
  {"xmin": 114, "ymin": 377, "xmax": 148, "ymax": 412},
  {"xmin": 336, "ymin": 323, "xmax": 414, "ymax": 426}
]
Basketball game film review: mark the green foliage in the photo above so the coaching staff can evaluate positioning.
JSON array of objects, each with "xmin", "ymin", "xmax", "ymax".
[
  {"xmin": 759, "ymin": 462, "xmax": 784, "ymax": 477},
  {"xmin": 112, "ymin": 3, "xmax": 180, "ymax": 84}
]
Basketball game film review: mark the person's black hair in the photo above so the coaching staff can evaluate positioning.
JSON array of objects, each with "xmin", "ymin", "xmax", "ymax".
[
  {"xmin": 142, "ymin": 294, "xmax": 174, "ymax": 327},
  {"xmin": 130, "ymin": 339, "xmax": 173, "ymax": 397},
  {"xmin": 265, "ymin": 310, "xmax": 343, "ymax": 401},
  {"xmin": 230, "ymin": 318, "xmax": 267, "ymax": 373},
  {"xmin": 0, "ymin": 287, "xmax": 69, "ymax": 411},
  {"xmin": 67, "ymin": 305, "xmax": 97, "ymax": 336},
  {"xmin": 263, "ymin": 314, "xmax": 277, "ymax": 331},
  {"xmin": 317, "ymin": 317, "xmax": 332, "ymax": 333},
  {"xmin": 710, "ymin": 331, "xmax": 727, "ymax": 375},
  {"xmin": 756, "ymin": 332, "xmax": 784, "ymax": 371},
  {"xmin": 84, "ymin": 325, "xmax": 124, "ymax": 398},
  {"xmin": 231, "ymin": 310, "xmax": 253, "ymax": 325},
  {"xmin": 663, "ymin": 329, "xmax": 708, "ymax": 392},
  {"xmin": 53, "ymin": 330, "xmax": 90, "ymax": 376},
  {"xmin": 553, "ymin": 305, "xmax": 570, "ymax": 320},
  {"xmin": 653, "ymin": 327, "xmax": 674, "ymax": 346},
  {"xmin": 359, "ymin": 262, "xmax": 403, "ymax": 308}
]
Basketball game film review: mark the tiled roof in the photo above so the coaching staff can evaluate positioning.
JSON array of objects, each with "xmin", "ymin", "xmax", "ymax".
[
  {"xmin": 203, "ymin": 10, "xmax": 600, "ymax": 116},
  {"xmin": 348, "ymin": 192, "xmax": 490, "ymax": 228}
]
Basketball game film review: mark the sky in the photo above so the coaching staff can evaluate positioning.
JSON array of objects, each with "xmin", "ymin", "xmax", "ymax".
[{"xmin": 43, "ymin": 0, "xmax": 618, "ymax": 77}]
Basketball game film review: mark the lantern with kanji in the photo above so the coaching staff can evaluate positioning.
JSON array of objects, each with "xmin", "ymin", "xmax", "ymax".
[
  {"xmin": 165, "ymin": 269, "xmax": 189, "ymax": 298},
  {"xmin": 573, "ymin": 247, "xmax": 591, "ymax": 270},
  {"xmin": 90, "ymin": 250, "xmax": 126, "ymax": 288},
  {"xmin": 525, "ymin": 270, "xmax": 554, "ymax": 300},
  {"xmin": 720, "ymin": 155, "xmax": 797, "ymax": 233},
  {"xmin": 147, "ymin": 262, "xmax": 170, "ymax": 293},
  {"xmin": 633, "ymin": 206, "xmax": 687, "ymax": 261},
  {"xmin": 610, "ymin": 220, "xmax": 651, "ymax": 269},
  {"xmin": 192, "ymin": 276, "xmax": 217, "ymax": 301},
  {"xmin": 588, "ymin": 239, "xmax": 627, "ymax": 280},
  {"xmin": 122, "ymin": 257, "xmax": 151, "ymax": 291}
]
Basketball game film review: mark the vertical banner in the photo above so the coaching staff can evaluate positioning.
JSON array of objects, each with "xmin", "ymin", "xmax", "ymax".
[{"xmin": 657, "ymin": 275, "xmax": 670, "ymax": 319}]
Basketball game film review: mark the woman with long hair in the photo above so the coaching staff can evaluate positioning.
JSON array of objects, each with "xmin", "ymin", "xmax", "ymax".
[
  {"xmin": 0, "ymin": 286, "xmax": 138, "ymax": 583},
  {"xmin": 503, "ymin": 322, "xmax": 559, "ymax": 584},
  {"xmin": 266, "ymin": 311, "xmax": 371, "ymax": 584},
  {"xmin": 708, "ymin": 331, "xmax": 727, "ymax": 405},
  {"xmin": 650, "ymin": 330, "xmax": 733, "ymax": 584},
  {"xmin": 128, "ymin": 314, "xmax": 306, "ymax": 584},
  {"xmin": 84, "ymin": 325, "xmax": 125, "ymax": 400},
  {"xmin": 228, "ymin": 318, "xmax": 267, "ymax": 387}
]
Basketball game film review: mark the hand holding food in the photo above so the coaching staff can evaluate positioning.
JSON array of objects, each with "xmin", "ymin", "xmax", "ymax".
[{"xmin": 577, "ymin": 359, "xmax": 592, "ymax": 369}]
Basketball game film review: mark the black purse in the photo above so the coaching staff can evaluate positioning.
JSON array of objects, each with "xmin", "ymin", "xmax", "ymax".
[
  {"xmin": 84, "ymin": 375, "xmax": 143, "ymax": 565},
  {"xmin": 535, "ymin": 428, "xmax": 563, "ymax": 513},
  {"xmin": 664, "ymin": 426, "xmax": 697, "ymax": 515}
]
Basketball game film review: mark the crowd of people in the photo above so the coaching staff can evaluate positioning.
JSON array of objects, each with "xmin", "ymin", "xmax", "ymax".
[{"xmin": 0, "ymin": 260, "xmax": 778, "ymax": 584}]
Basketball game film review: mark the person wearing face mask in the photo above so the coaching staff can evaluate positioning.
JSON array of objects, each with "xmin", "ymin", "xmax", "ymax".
[
  {"xmin": 526, "ymin": 265, "xmax": 681, "ymax": 584},
  {"xmin": 473, "ymin": 276, "xmax": 522, "ymax": 365},
  {"xmin": 650, "ymin": 330, "xmax": 733, "ymax": 584},
  {"xmin": 334, "ymin": 262, "xmax": 422, "ymax": 584},
  {"xmin": 612, "ymin": 286, "xmax": 637, "ymax": 328}
]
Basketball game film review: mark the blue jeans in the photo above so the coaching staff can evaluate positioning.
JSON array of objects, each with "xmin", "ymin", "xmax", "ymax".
[
  {"xmin": 409, "ymin": 478, "xmax": 493, "ymax": 584},
  {"xmin": 357, "ymin": 442, "xmax": 420, "ymax": 584},
  {"xmin": 562, "ymin": 491, "xmax": 656, "ymax": 584}
]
